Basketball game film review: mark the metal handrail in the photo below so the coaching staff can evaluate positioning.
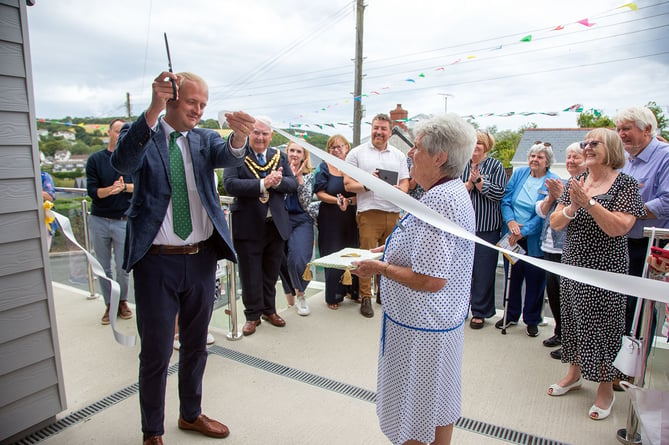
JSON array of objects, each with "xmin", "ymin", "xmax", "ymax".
[
  {"xmin": 219, "ymin": 196, "xmax": 242, "ymax": 340},
  {"xmin": 616, "ymin": 226, "xmax": 669, "ymax": 445},
  {"xmin": 55, "ymin": 187, "xmax": 98, "ymax": 299},
  {"xmin": 55, "ymin": 188, "xmax": 243, "ymax": 339}
]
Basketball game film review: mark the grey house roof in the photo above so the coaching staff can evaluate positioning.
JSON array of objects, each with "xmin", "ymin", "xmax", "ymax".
[{"xmin": 511, "ymin": 128, "xmax": 594, "ymax": 165}]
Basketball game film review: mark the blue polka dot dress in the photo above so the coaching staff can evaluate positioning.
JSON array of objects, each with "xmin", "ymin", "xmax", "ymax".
[{"xmin": 377, "ymin": 179, "xmax": 475, "ymax": 445}]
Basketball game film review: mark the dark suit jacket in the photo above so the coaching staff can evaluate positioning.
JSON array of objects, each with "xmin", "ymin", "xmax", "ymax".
[
  {"xmin": 223, "ymin": 147, "xmax": 297, "ymax": 240},
  {"xmin": 111, "ymin": 113, "xmax": 246, "ymax": 271}
]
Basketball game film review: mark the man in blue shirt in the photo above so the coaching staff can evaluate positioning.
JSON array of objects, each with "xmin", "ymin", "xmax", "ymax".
[{"xmin": 615, "ymin": 106, "xmax": 669, "ymax": 335}]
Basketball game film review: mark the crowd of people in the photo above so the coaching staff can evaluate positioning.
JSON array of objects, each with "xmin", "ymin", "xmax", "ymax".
[{"xmin": 54, "ymin": 68, "xmax": 668, "ymax": 445}]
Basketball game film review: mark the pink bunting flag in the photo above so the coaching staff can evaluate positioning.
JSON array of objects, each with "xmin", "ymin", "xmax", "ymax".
[
  {"xmin": 577, "ymin": 18, "xmax": 595, "ymax": 27},
  {"xmin": 553, "ymin": 25, "xmax": 565, "ymax": 30}
]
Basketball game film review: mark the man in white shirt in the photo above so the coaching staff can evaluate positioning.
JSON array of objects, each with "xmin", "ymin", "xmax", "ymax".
[{"xmin": 344, "ymin": 113, "xmax": 410, "ymax": 317}]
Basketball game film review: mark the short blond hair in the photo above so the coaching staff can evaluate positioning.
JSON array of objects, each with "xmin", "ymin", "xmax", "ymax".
[{"xmin": 586, "ymin": 128, "xmax": 626, "ymax": 169}]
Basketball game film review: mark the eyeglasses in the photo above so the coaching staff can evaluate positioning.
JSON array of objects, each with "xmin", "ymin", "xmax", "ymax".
[
  {"xmin": 534, "ymin": 141, "xmax": 552, "ymax": 147},
  {"xmin": 580, "ymin": 140, "xmax": 603, "ymax": 149},
  {"xmin": 329, "ymin": 144, "xmax": 346, "ymax": 151}
]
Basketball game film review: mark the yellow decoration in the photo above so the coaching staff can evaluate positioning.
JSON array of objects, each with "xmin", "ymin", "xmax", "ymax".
[
  {"xmin": 43, "ymin": 200, "xmax": 55, "ymax": 229},
  {"xmin": 341, "ymin": 268, "xmax": 352, "ymax": 285},
  {"xmin": 302, "ymin": 265, "xmax": 312, "ymax": 281}
]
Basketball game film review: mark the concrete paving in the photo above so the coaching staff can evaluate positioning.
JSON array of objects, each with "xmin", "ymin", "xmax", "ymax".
[{"xmin": 29, "ymin": 278, "xmax": 669, "ymax": 445}]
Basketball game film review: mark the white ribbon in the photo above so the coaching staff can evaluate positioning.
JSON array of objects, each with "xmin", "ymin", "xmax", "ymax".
[
  {"xmin": 53, "ymin": 211, "xmax": 136, "ymax": 347},
  {"xmin": 273, "ymin": 127, "xmax": 669, "ymax": 305}
]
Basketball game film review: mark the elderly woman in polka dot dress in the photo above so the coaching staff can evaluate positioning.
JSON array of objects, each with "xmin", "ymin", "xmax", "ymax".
[
  {"xmin": 352, "ymin": 114, "xmax": 476, "ymax": 445},
  {"xmin": 548, "ymin": 128, "xmax": 645, "ymax": 421}
]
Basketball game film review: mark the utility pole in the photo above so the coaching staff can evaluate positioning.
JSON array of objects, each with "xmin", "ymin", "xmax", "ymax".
[
  {"xmin": 125, "ymin": 92, "xmax": 131, "ymax": 119},
  {"xmin": 352, "ymin": 0, "xmax": 365, "ymax": 146},
  {"xmin": 438, "ymin": 93, "xmax": 453, "ymax": 113}
]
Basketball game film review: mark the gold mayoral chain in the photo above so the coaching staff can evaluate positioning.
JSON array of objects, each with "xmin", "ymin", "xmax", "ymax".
[{"xmin": 245, "ymin": 151, "xmax": 281, "ymax": 203}]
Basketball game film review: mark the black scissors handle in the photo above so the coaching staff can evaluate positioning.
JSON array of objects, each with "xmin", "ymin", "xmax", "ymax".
[{"xmin": 164, "ymin": 32, "xmax": 177, "ymax": 100}]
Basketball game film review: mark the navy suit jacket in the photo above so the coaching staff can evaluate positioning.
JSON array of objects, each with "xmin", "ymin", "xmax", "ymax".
[
  {"xmin": 223, "ymin": 147, "xmax": 297, "ymax": 240},
  {"xmin": 111, "ymin": 113, "xmax": 246, "ymax": 271}
]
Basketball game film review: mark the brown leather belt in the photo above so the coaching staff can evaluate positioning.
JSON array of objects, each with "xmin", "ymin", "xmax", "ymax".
[{"xmin": 148, "ymin": 239, "xmax": 212, "ymax": 255}]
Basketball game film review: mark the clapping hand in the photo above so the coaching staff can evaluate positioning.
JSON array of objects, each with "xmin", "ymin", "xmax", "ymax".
[
  {"xmin": 569, "ymin": 176, "xmax": 590, "ymax": 209},
  {"xmin": 264, "ymin": 166, "xmax": 284, "ymax": 188},
  {"xmin": 545, "ymin": 178, "xmax": 563, "ymax": 201}
]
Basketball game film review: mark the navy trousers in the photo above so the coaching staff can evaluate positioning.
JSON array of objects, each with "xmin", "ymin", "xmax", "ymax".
[
  {"xmin": 469, "ymin": 230, "xmax": 501, "ymax": 319},
  {"xmin": 133, "ymin": 246, "xmax": 217, "ymax": 437},
  {"xmin": 504, "ymin": 241, "xmax": 546, "ymax": 326}
]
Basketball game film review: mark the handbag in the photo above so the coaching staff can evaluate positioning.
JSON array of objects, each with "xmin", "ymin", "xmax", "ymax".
[
  {"xmin": 614, "ymin": 228, "xmax": 656, "ymax": 377},
  {"xmin": 613, "ymin": 334, "xmax": 643, "ymax": 377}
]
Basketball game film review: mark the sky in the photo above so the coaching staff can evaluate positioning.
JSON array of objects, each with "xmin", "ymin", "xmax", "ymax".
[{"xmin": 26, "ymin": 0, "xmax": 669, "ymax": 139}]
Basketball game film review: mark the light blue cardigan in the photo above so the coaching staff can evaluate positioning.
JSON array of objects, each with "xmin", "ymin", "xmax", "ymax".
[{"xmin": 501, "ymin": 166, "xmax": 560, "ymax": 257}]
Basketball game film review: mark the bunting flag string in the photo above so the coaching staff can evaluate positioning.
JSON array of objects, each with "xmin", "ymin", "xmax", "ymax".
[
  {"xmin": 290, "ymin": 2, "xmax": 638, "ymax": 124},
  {"xmin": 287, "ymin": 105, "xmax": 602, "ymax": 134}
]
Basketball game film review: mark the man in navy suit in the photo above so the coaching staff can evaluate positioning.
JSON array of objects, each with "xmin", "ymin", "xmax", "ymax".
[
  {"xmin": 111, "ymin": 71, "xmax": 254, "ymax": 445},
  {"xmin": 223, "ymin": 117, "xmax": 297, "ymax": 336}
]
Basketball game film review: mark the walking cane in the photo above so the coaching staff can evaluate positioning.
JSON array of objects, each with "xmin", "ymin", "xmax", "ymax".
[{"xmin": 501, "ymin": 258, "xmax": 512, "ymax": 335}]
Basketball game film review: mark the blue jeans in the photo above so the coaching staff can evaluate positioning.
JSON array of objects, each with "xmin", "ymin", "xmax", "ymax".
[
  {"xmin": 88, "ymin": 215, "xmax": 130, "ymax": 305},
  {"xmin": 279, "ymin": 212, "xmax": 314, "ymax": 294}
]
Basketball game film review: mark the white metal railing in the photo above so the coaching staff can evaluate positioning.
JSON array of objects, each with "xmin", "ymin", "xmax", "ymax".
[{"xmin": 616, "ymin": 226, "xmax": 669, "ymax": 445}]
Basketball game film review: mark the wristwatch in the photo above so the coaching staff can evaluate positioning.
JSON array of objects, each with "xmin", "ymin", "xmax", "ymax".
[{"xmin": 587, "ymin": 198, "xmax": 596, "ymax": 210}]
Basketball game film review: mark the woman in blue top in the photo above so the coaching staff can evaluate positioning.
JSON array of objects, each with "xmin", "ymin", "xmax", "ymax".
[{"xmin": 498, "ymin": 142, "xmax": 559, "ymax": 337}]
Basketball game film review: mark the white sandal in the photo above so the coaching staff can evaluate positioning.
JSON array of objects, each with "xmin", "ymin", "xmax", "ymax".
[
  {"xmin": 548, "ymin": 378, "xmax": 582, "ymax": 396},
  {"xmin": 589, "ymin": 394, "xmax": 615, "ymax": 420}
]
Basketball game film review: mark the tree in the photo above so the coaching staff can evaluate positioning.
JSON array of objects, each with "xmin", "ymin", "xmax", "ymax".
[
  {"xmin": 200, "ymin": 118, "xmax": 220, "ymax": 129},
  {"xmin": 39, "ymin": 138, "xmax": 71, "ymax": 157},
  {"xmin": 576, "ymin": 110, "xmax": 614, "ymax": 128},
  {"xmin": 645, "ymin": 101, "xmax": 669, "ymax": 140}
]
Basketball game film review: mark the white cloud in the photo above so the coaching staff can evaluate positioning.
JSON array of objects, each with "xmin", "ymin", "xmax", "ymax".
[{"xmin": 26, "ymin": 0, "xmax": 669, "ymax": 140}]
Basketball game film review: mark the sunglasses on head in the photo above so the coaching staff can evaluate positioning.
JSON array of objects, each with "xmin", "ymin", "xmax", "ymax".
[
  {"xmin": 579, "ymin": 140, "xmax": 603, "ymax": 149},
  {"xmin": 534, "ymin": 141, "xmax": 552, "ymax": 147}
]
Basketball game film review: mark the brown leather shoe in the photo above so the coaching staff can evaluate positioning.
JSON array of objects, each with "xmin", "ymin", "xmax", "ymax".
[
  {"xmin": 261, "ymin": 312, "xmax": 286, "ymax": 327},
  {"xmin": 143, "ymin": 436, "xmax": 163, "ymax": 445},
  {"xmin": 118, "ymin": 300, "xmax": 133, "ymax": 319},
  {"xmin": 360, "ymin": 297, "xmax": 374, "ymax": 318},
  {"xmin": 178, "ymin": 414, "xmax": 230, "ymax": 438},
  {"xmin": 101, "ymin": 305, "xmax": 110, "ymax": 325},
  {"xmin": 242, "ymin": 319, "xmax": 261, "ymax": 336}
]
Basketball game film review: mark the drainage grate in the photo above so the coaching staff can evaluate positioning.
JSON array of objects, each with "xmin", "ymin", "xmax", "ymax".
[
  {"xmin": 12, "ymin": 348, "xmax": 570, "ymax": 445},
  {"xmin": 11, "ymin": 363, "xmax": 180, "ymax": 445},
  {"xmin": 454, "ymin": 417, "xmax": 570, "ymax": 445},
  {"xmin": 208, "ymin": 345, "xmax": 377, "ymax": 403},
  {"xmin": 209, "ymin": 346, "xmax": 569, "ymax": 445}
]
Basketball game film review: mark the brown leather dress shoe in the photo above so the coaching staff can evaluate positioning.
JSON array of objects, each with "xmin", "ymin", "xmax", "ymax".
[
  {"xmin": 242, "ymin": 319, "xmax": 260, "ymax": 336},
  {"xmin": 143, "ymin": 436, "xmax": 163, "ymax": 445},
  {"xmin": 178, "ymin": 414, "xmax": 230, "ymax": 438},
  {"xmin": 118, "ymin": 300, "xmax": 133, "ymax": 319},
  {"xmin": 101, "ymin": 305, "xmax": 110, "ymax": 325},
  {"xmin": 360, "ymin": 297, "xmax": 374, "ymax": 318},
  {"xmin": 261, "ymin": 312, "xmax": 286, "ymax": 327}
]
